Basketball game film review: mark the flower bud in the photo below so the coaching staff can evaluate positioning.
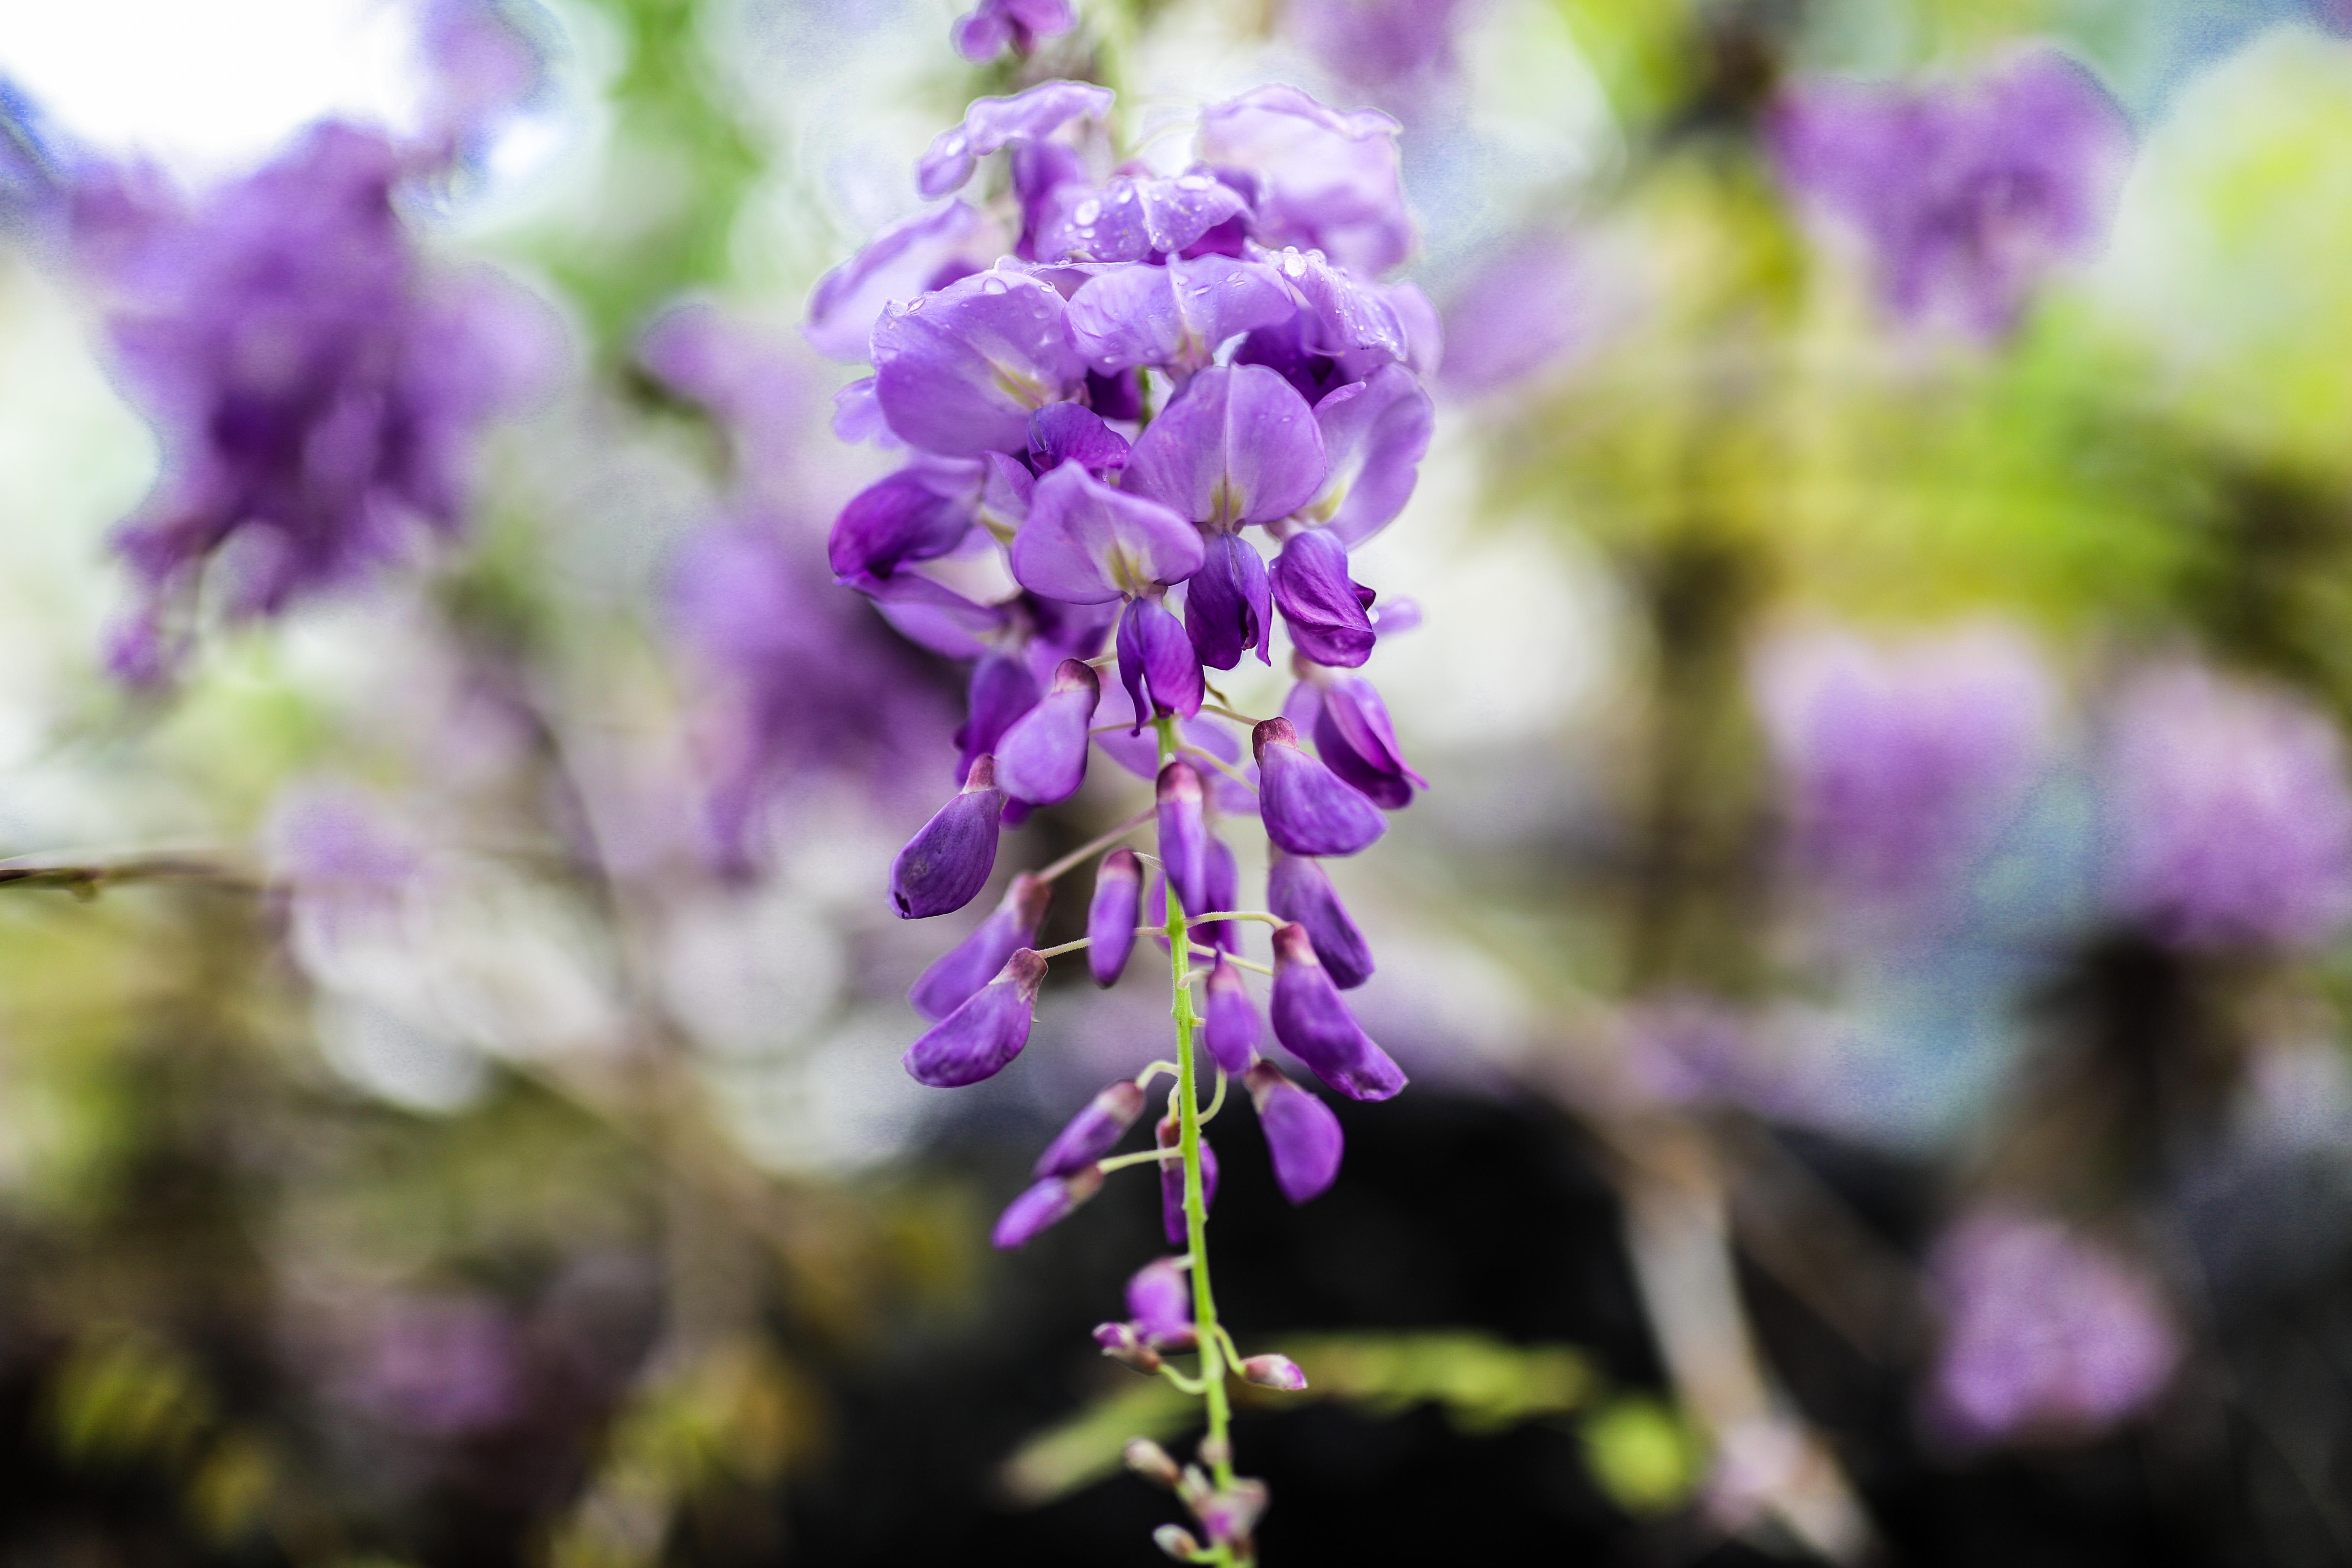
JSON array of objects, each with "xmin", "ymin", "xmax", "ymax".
[
  {"xmin": 1092, "ymin": 1320, "xmax": 1164, "ymax": 1373},
  {"xmin": 1239, "ymin": 1354, "xmax": 1308, "ymax": 1391},
  {"xmin": 1087, "ymin": 848, "xmax": 1144, "ymax": 986},
  {"xmin": 904, "ymin": 948, "xmax": 1047, "ymax": 1087},
  {"xmin": 992, "ymin": 1161, "xmax": 1104, "ymax": 1248},
  {"xmin": 890, "ymin": 756, "xmax": 1006, "ymax": 918},
  {"xmin": 1195, "ymin": 1432, "xmax": 1231, "ymax": 1473},
  {"xmin": 1245, "ymin": 1063, "xmax": 1344, "ymax": 1203},
  {"xmin": 1118, "ymin": 594, "xmax": 1205, "ymax": 726},
  {"xmin": 1185, "ymin": 531, "xmax": 1274, "ymax": 671},
  {"xmin": 1203, "ymin": 955, "xmax": 1263, "ymax": 1075},
  {"xmin": 995, "ymin": 658, "xmax": 1102, "ymax": 806},
  {"xmin": 1124, "ymin": 1438, "xmax": 1183, "ymax": 1490},
  {"xmin": 1156, "ymin": 760, "xmax": 1210, "ymax": 914},
  {"xmin": 910, "ymin": 872, "xmax": 1050, "ymax": 1021},
  {"xmin": 1267, "ymin": 849, "xmax": 1374, "ymax": 988},
  {"xmin": 1253, "ymin": 718, "xmax": 1384, "ymax": 858},
  {"xmin": 1269, "ymin": 922, "xmax": 1406, "ymax": 1101},
  {"xmin": 1196, "ymin": 835, "xmax": 1239, "ymax": 952},
  {"xmin": 1152, "ymin": 1524, "xmax": 1204, "ymax": 1562},
  {"xmin": 1198, "ymin": 1478, "xmax": 1270, "ymax": 1545},
  {"xmin": 1126, "ymin": 1256, "xmax": 1195, "ymax": 1347},
  {"xmin": 1033, "ymin": 1080, "xmax": 1147, "ymax": 1178},
  {"xmin": 1309, "ymin": 672, "xmax": 1426, "ymax": 809},
  {"xmin": 1157, "ymin": 1114, "xmax": 1219, "ymax": 1246},
  {"xmin": 1271, "ymin": 528, "xmax": 1375, "ymax": 668}
]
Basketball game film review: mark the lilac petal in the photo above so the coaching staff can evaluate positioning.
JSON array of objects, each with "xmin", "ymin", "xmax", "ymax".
[
  {"xmin": 1271, "ymin": 528, "xmax": 1376, "ymax": 668},
  {"xmin": 1269, "ymin": 922, "xmax": 1405, "ymax": 1101},
  {"xmin": 1204, "ymin": 955, "xmax": 1263, "ymax": 1075},
  {"xmin": 1267, "ymin": 849, "xmax": 1374, "ymax": 989},
  {"xmin": 1266, "ymin": 243, "xmax": 1410, "ymax": 366},
  {"xmin": 979, "ymin": 450, "xmax": 1036, "ymax": 533},
  {"xmin": 1117, "ymin": 596, "xmax": 1205, "ymax": 725},
  {"xmin": 905, "ymin": 948, "xmax": 1047, "ymax": 1086},
  {"xmin": 1197, "ymin": 835, "xmax": 1240, "ymax": 952},
  {"xmin": 1066, "ymin": 254, "xmax": 1294, "ymax": 375},
  {"xmin": 950, "ymin": 5, "xmax": 1013, "ymax": 62},
  {"xmin": 1255, "ymin": 717, "xmax": 1384, "ymax": 857},
  {"xmin": 1009, "ymin": 464, "xmax": 1203, "ymax": 603},
  {"xmin": 1034, "ymin": 170, "xmax": 1249, "ymax": 263},
  {"xmin": 803, "ymin": 201, "xmax": 1003, "ymax": 362},
  {"xmin": 1198, "ymin": 86, "xmax": 1413, "ymax": 275},
  {"xmin": 1302, "ymin": 364, "xmax": 1432, "ymax": 547},
  {"xmin": 1185, "ymin": 531, "xmax": 1273, "ymax": 671},
  {"xmin": 956, "ymin": 652, "xmax": 1041, "ymax": 786},
  {"xmin": 872, "ymin": 269, "xmax": 1086, "ymax": 458},
  {"xmin": 1087, "ymin": 848, "xmax": 1145, "ymax": 986},
  {"xmin": 890, "ymin": 756, "xmax": 1007, "ymax": 918},
  {"xmin": 1126, "ymin": 1256, "xmax": 1195, "ymax": 1346},
  {"xmin": 1035, "ymin": 1079, "xmax": 1147, "ymax": 1177},
  {"xmin": 916, "ymin": 81, "xmax": 1114, "ymax": 199},
  {"xmin": 832, "ymin": 377, "xmax": 893, "ymax": 445},
  {"xmin": 1124, "ymin": 364, "xmax": 1327, "ymax": 529},
  {"xmin": 995, "ymin": 658, "xmax": 1101, "ymax": 805},
  {"xmin": 1246, "ymin": 1061, "xmax": 1344, "ymax": 1202},
  {"xmin": 1157, "ymin": 1115, "xmax": 1219, "ymax": 1246},
  {"xmin": 911, "ymin": 873, "xmax": 1050, "ymax": 1021},
  {"xmin": 1383, "ymin": 281, "xmax": 1442, "ymax": 376},
  {"xmin": 1310, "ymin": 673, "xmax": 1426, "ymax": 809},
  {"xmin": 848, "ymin": 570, "xmax": 1014, "ymax": 660},
  {"xmin": 1157, "ymin": 760, "xmax": 1210, "ymax": 916},
  {"xmin": 827, "ymin": 461, "xmax": 981, "ymax": 580},
  {"xmin": 991, "ymin": 1161, "xmax": 1103, "ymax": 1248},
  {"xmin": 1011, "ymin": 139, "xmax": 1088, "ymax": 258},
  {"xmin": 1028, "ymin": 402, "xmax": 1131, "ymax": 474}
]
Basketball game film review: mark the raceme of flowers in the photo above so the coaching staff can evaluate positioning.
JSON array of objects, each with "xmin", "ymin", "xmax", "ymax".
[{"xmin": 807, "ymin": 75, "xmax": 1436, "ymax": 1563}]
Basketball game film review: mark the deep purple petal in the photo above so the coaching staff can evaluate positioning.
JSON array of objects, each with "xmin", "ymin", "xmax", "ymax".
[
  {"xmin": 1116, "ymin": 596, "xmax": 1205, "ymax": 724},
  {"xmin": 1009, "ymin": 464, "xmax": 1203, "ymax": 603},
  {"xmin": 905, "ymin": 948, "xmax": 1046, "ymax": 1086},
  {"xmin": 1254, "ymin": 717, "xmax": 1385, "ymax": 857},
  {"xmin": 1184, "ymin": 531, "xmax": 1274, "ymax": 671},
  {"xmin": 1309, "ymin": 672, "xmax": 1425, "ymax": 808},
  {"xmin": 1269, "ymin": 923, "xmax": 1405, "ymax": 1100},
  {"xmin": 1267, "ymin": 849, "xmax": 1374, "ymax": 989},
  {"xmin": 1028, "ymin": 402, "xmax": 1132, "ymax": 474},
  {"xmin": 910, "ymin": 873, "xmax": 1050, "ymax": 1021},
  {"xmin": 1035, "ymin": 1079, "xmax": 1147, "ymax": 1177},
  {"xmin": 1156, "ymin": 760, "xmax": 1210, "ymax": 916},
  {"xmin": 956, "ymin": 652, "xmax": 1042, "ymax": 785},
  {"xmin": 1156, "ymin": 1115, "xmax": 1219, "ymax": 1246},
  {"xmin": 1065, "ymin": 255, "xmax": 1294, "ymax": 374},
  {"xmin": 847, "ymin": 569, "xmax": 1014, "ymax": 660},
  {"xmin": 991, "ymin": 1162, "xmax": 1102, "ymax": 1247},
  {"xmin": 1271, "ymin": 528, "xmax": 1376, "ymax": 668},
  {"xmin": 1125, "ymin": 1256, "xmax": 1195, "ymax": 1346},
  {"xmin": 1034, "ymin": 170, "xmax": 1248, "ymax": 263},
  {"xmin": 1303, "ymin": 364, "xmax": 1432, "ymax": 547},
  {"xmin": 916, "ymin": 81, "xmax": 1113, "ymax": 198},
  {"xmin": 1204, "ymin": 955, "xmax": 1263, "ymax": 1075},
  {"xmin": 890, "ymin": 756, "xmax": 1007, "ymax": 917},
  {"xmin": 804, "ymin": 201, "xmax": 1003, "ymax": 362},
  {"xmin": 1087, "ymin": 848, "xmax": 1145, "ymax": 986},
  {"xmin": 1124, "ymin": 364, "xmax": 1327, "ymax": 529},
  {"xmin": 872, "ymin": 269, "xmax": 1086, "ymax": 458},
  {"xmin": 995, "ymin": 657, "xmax": 1101, "ymax": 804},
  {"xmin": 1246, "ymin": 1061, "xmax": 1344, "ymax": 1202},
  {"xmin": 1196, "ymin": 835, "xmax": 1239, "ymax": 952},
  {"xmin": 827, "ymin": 461, "xmax": 981, "ymax": 580}
]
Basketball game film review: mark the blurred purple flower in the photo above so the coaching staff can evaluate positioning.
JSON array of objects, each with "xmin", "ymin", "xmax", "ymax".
[
  {"xmin": 950, "ymin": 0, "xmax": 1078, "ymax": 65},
  {"xmin": 1196, "ymin": 87, "xmax": 1415, "ymax": 277},
  {"xmin": 1770, "ymin": 48, "xmax": 2133, "ymax": 336},
  {"xmin": 1926, "ymin": 1210, "xmax": 2179, "ymax": 1445},
  {"xmin": 2101, "ymin": 662, "xmax": 2352, "ymax": 951},
  {"xmin": 1284, "ymin": 0, "xmax": 1481, "ymax": 110},
  {"xmin": 341, "ymin": 1294, "xmax": 520, "ymax": 1437},
  {"xmin": 1436, "ymin": 229, "xmax": 1586, "ymax": 397}
]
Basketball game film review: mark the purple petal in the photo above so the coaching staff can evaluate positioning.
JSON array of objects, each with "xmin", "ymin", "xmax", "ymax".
[
  {"xmin": 890, "ymin": 756, "xmax": 1006, "ymax": 918},
  {"xmin": 956, "ymin": 652, "xmax": 1042, "ymax": 785},
  {"xmin": 1267, "ymin": 849, "xmax": 1374, "ymax": 989},
  {"xmin": 1238, "ymin": 1354, "xmax": 1308, "ymax": 1391},
  {"xmin": 1197, "ymin": 86, "xmax": 1414, "ymax": 276},
  {"xmin": 872, "ymin": 269, "xmax": 1086, "ymax": 458},
  {"xmin": 911, "ymin": 873, "xmax": 1050, "ymax": 1021},
  {"xmin": 1204, "ymin": 955, "xmax": 1263, "ymax": 1075},
  {"xmin": 1009, "ymin": 465, "xmax": 1203, "ymax": 603},
  {"xmin": 804, "ymin": 201, "xmax": 1003, "ymax": 362},
  {"xmin": 1196, "ymin": 835, "xmax": 1240, "ymax": 952},
  {"xmin": 1125, "ymin": 1256, "xmax": 1195, "ymax": 1346},
  {"xmin": 1088, "ymin": 847, "xmax": 1145, "ymax": 986},
  {"xmin": 1066, "ymin": 254, "xmax": 1294, "ymax": 375},
  {"xmin": 1269, "ymin": 922, "xmax": 1405, "ymax": 1101},
  {"xmin": 827, "ymin": 461, "xmax": 982, "ymax": 580},
  {"xmin": 995, "ymin": 657, "xmax": 1102, "ymax": 805},
  {"xmin": 905, "ymin": 948, "xmax": 1047, "ymax": 1086},
  {"xmin": 848, "ymin": 570, "xmax": 1014, "ymax": 660},
  {"xmin": 1156, "ymin": 1114, "xmax": 1219, "ymax": 1246},
  {"xmin": 1028, "ymin": 402, "xmax": 1131, "ymax": 474},
  {"xmin": 1124, "ymin": 364, "xmax": 1328, "ymax": 528},
  {"xmin": 1436, "ymin": 228, "xmax": 1587, "ymax": 396},
  {"xmin": 1034, "ymin": 170, "xmax": 1248, "ymax": 263},
  {"xmin": 1087, "ymin": 366, "xmax": 1143, "ymax": 420},
  {"xmin": 1116, "ymin": 595, "xmax": 1205, "ymax": 724},
  {"xmin": 1035, "ymin": 1079, "xmax": 1147, "ymax": 1177},
  {"xmin": 832, "ymin": 377, "xmax": 893, "ymax": 445},
  {"xmin": 1271, "ymin": 528, "xmax": 1376, "ymax": 668},
  {"xmin": 1246, "ymin": 1061, "xmax": 1344, "ymax": 1202},
  {"xmin": 1308, "ymin": 672, "xmax": 1425, "ymax": 809},
  {"xmin": 1302, "ymin": 364, "xmax": 1432, "ymax": 547},
  {"xmin": 1156, "ymin": 760, "xmax": 1210, "ymax": 916},
  {"xmin": 1265, "ymin": 243, "xmax": 1410, "ymax": 363},
  {"xmin": 1185, "ymin": 531, "xmax": 1273, "ymax": 671},
  {"xmin": 1254, "ymin": 717, "xmax": 1385, "ymax": 857},
  {"xmin": 916, "ymin": 81, "xmax": 1113, "ymax": 199},
  {"xmin": 991, "ymin": 1161, "xmax": 1102, "ymax": 1248}
]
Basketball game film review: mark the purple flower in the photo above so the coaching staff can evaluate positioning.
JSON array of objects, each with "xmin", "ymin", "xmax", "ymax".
[
  {"xmin": 1204, "ymin": 955, "xmax": 1263, "ymax": 1074},
  {"xmin": 1435, "ymin": 228, "xmax": 1587, "ymax": 397},
  {"xmin": 1126, "ymin": 1256, "xmax": 1195, "ymax": 1347},
  {"xmin": 1770, "ymin": 48, "xmax": 2133, "ymax": 336},
  {"xmin": 1088, "ymin": 848, "xmax": 1145, "ymax": 986},
  {"xmin": 992, "ymin": 1162, "xmax": 1104, "ymax": 1248},
  {"xmin": 1196, "ymin": 835, "xmax": 1240, "ymax": 953},
  {"xmin": 1117, "ymin": 596, "xmax": 1206, "ymax": 726},
  {"xmin": 918, "ymin": 81, "xmax": 1110, "ymax": 197},
  {"xmin": 827, "ymin": 459, "xmax": 983, "ymax": 581},
  {"xmin": 956, "ymin": 651, "xmax": 1043, "ymax": 787},
  {"xmin": 871, "ymin": 268, "xmax": 1087, "ymax": 458},
  {"xmin": 1926, "ymin": 1210, "xmax": 2179, "ymax": 1444},
  {"xmin": 891, "ymin": 756, "xmax": 1007, "ymax": 919},
  {"xmin": 2101, "ymin": 663, "xmax": 2352, "ymax": 951},
  {"xmin": 1196, "ymin": 86, "xmax": 1415, "ymax": 277},
  {"xmin": 1271, "ymin": 529, "xmax": 1377, "ymax": 668},
  {"xmin": 1245, "ymin": 1062, "xmax": 1344, "ymax": 1202},
  {"xmin": 340, "ymin": 1293, "xmax": 520, "ymax": 1436},
  {"xmin": 1270, "ymin": 921, "xmax": 1406, "ymax": 1101},
  {"xmin": 1301, "ymin": 363, "xmax": 1433, "ymax": 547},
  {"xmin": 995, "ymin": 658, "xmax": 1102, "ymax": 805},
  {"xmin": 1186, "ymin": 532, "xmax": 1274, "ymax": 671},
  {"xmin": 1157, "ymin": 760, "xmax": 1211, "ymax": 916},
  {"xmin": 1284, "ymin": 0, "xmax": 1479, "ymax": 107},
  {"xmin": 905, "ymin": 948, "xmax": 1048, "ymax": 1086},
  {"xmin": 1289, "ymin": 672, "xmax": 1425, "ymax": 810},
  {"xmin": 1065, "ymin": 255, "xmax": 1294, "ymax": 375},
  {"xmin": 71, "ymin": 124, "xmax": 548, "ymax": 681},
  {"xmin": 1009, "ymin": 464, "xmax": 1204, "ymax": 603},
  {"xmin": 803, "ymin": 201, "xmax": 1004, "ymax": 362},
  {"xmin": 1255, "ymin": 717, "xmax": 1386, "ymax": 857},
  {"xmin": 911, "ymin": 873, "xmax": 1052, "ymax": 1021},
  {"xmin": 1028, "ymin": 403, "xmax": 1131, "ymax": 475},
  {"xmin": 950, "ymin": 0, "xmax": 1079, "ymax": 66},
  {"xmin": 1124, "ymin": 364, "xmax": 1328, "ymax": 529},
  {"xmin": 1035, "ymin": 1079, "xmax": 1148, "ymax": 1177},
  {"xmin": 1266, "ymin": 850, "xmax": 1374, "ymax": 989},
  {"xmin": 1034, "ymin": 171, "xmax": 1251, "ymax": 263},
  {"xmin": 1157, "ymin": 1114, "xmax": 1219, "ymax": 1245}
]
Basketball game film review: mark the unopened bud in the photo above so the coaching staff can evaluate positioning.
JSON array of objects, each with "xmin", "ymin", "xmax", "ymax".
[
  {"xmin": 1177, "ymin": 1464, "xmax": 1213, "ymax": 1512},
  {"xmin": 1199, "ymin": 1478, "xmax": 1270, "ymax": 1545},
  {"xmin": 1153, "ymin": 1524, "xmax": 1204, "ymax": 1562},
  {"xmin": 1123, "ymin": 1438, "xmax": 1182, "ymax": 1490},
  {"xmin": 1195, "ymin": 1432, "xmax": 1231, "ymax": 1473},
  {"xmin": 1092, "ymin": 1320, "xmax": 1163, "ymax": 1374},
  {"xmin": 1239, "ymin": 1353, "xmax": 1308, "ymax": 1391}
]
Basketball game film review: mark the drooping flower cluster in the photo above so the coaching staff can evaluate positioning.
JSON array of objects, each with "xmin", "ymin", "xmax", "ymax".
[
  {"xmin": 68, "ymin": 123, "xmax": 548, "ymax": 683},
  {"xmin": 1769, "ymin": 47, "xmax": 2133, "ymax": 337}
]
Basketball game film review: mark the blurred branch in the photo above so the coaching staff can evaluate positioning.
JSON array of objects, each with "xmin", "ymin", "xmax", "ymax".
[{"xmin": 0, "ymin": 853, "xmax": 262, "ymax": 897}]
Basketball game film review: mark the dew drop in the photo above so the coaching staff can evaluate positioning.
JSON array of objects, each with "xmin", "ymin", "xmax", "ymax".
[
  {"xmin": 1112, "ymin": 185, "xmax": 1135, "ymax": 204},
  {"xmin": 1075, "ymin": 199, "xmax": 1102, "ymax": 225},
  {"xmin": 942, "ymin": 134, "xmax": 967, "ymax": 156},
  {"xmin": 1178, "ymin": 174, "xmax": 1211, "ymax": 191},
  {"xmin": 982, "ymin": 276, "xmax": 1009, "ymax": 295}
]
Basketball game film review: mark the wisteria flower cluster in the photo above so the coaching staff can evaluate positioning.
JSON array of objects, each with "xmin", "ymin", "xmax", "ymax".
[{"xmin": 807, "ymin": 74, "xmax": 1437, "ymax": 1563}]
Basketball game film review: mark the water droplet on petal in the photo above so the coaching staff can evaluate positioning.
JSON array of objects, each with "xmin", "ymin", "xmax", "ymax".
[
  {"xmin": 1113, "ymin": 185, "xmax": 1135, "ymax": 204},
  {"xmin": 983, "ymin": 276, "xmax": 1008, "ymax": 294},
  {"xmin": 1075, "ymin": 199, "xmax": 1102, "ymax": 224},
  {"xmin": 1178, "ymin": 174, "xmax": 1211, "ymax": 191}
]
